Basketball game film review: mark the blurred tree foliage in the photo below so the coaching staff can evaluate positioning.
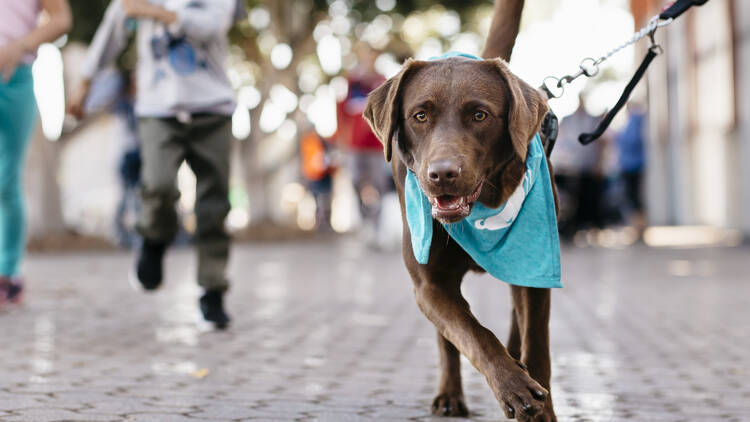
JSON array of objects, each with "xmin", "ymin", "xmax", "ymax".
[
  {"xmin": 65, "ymin": 0, "xmax": 493, "ymax": 224},
  {"xmin": 68, "ymin": 0, "xmax": 491, "ymax": 46}
]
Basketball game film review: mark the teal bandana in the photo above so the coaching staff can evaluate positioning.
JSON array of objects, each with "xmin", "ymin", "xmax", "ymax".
[{"xmin": 405, "ymin": 131, "xmax": 562, "ymax": 288}]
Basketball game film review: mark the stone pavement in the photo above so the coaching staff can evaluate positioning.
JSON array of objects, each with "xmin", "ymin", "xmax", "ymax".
[{"xmin": 1, "ymin": 239, "xmax": 749, "ymax": 422}]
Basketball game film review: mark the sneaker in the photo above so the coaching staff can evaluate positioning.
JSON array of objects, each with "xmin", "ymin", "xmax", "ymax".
[
  {"xmin": 199, "ymin": 289, "xmax": 230, "ymax": 330},
  {"xmin": 0, "ymin": 276, "xmax": 24, "ymax": 304},
  {"xmin": 135, "ymin": 240, "xmax": 167, "ymax": 291}
]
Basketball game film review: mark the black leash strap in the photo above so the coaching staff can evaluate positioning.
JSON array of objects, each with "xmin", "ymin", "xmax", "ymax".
[
  {"xmin": 578, "ymin": 47, "xmax": 658, "ymax": 145},
  {"xmin": 659, "ymin": 0, "xmax": 708, "ymax": 20}
]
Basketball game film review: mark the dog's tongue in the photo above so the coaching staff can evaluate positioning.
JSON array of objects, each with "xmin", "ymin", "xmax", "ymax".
[{"xmin": 435, "ymin": 195, "xmax": 462, "ymax": 210}]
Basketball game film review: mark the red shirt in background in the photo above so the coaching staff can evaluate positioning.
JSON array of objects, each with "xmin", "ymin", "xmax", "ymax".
[{"xmin": 336, "ymin": 67, "xmax": 385, "ymax": 151}]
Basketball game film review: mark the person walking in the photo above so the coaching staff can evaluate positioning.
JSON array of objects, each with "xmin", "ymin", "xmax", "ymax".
[
  {"xmin": 336, "ymin": 43, "xmax": 389, "ymax": 247},
  {"xmin": 616, "ymin": 103, "xmax": 647, "ymax": 235},
  {"xmin": 300, "ymin": 128, "xmax": 337, "ymax": 231},
  {"xmin": 80, "ymin": 67, "xmax": 142, "ymax": 248},
  {"xmin": 0, "ymin": 0, "xmax": 72, "ymax": 306},
  {"xmin": 68, "ymin": 0, "xmax": 245, "ymax": 329},
  {"xmin": 551, "ymin": 95, "xmax": 605, "ymax": 240}
]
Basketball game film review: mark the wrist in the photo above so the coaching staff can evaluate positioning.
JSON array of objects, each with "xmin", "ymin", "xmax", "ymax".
[
  {"xmin": 155, "ymin": 7, "xmax": 177, "ymax": 25},
  {"xmin": 137, "ymin": 2, "xmax": 176, "ymax": 24},
  {"xmin": 13, "ymin": 39, "xmax": 33, "ymax": 55}
]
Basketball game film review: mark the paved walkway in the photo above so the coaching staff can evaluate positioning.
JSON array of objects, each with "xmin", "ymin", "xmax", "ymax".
[{"xmin": 1, "ymin": 239, "xmax": 749, "ymax": 422}]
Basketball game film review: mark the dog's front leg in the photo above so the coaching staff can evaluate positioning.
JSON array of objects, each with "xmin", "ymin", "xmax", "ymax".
[
  {"xmin": 431, "ymin": 331, "xmax": 468, "ymax": 416},
  {"xmin": 412, "ymin": 275, "xmax": 548, "ymax": 420},
  {"xmin": 510, "ymin": 286, "xmax": 556, "ymax": 422}
]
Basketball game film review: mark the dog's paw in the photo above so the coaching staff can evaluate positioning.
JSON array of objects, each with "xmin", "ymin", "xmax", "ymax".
[
  {"xmin": 529, "ymin": 396, "xmax": 557, "ymax": 422},
  {"xmin": 487, "ymin": 361, "xmax": 548, "ymax": 421},
  {"xmin": 431, "ymin": 392, "xmax": 469, "ymax": 417}
]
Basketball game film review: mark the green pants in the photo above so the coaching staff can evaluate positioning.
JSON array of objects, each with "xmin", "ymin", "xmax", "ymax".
[{"xmin": 137, "ymin": 115, "xmax": 231, "ymax": 292}]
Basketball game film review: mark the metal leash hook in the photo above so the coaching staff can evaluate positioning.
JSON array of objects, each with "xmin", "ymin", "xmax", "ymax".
[
  {"xmin": 578, "ymin": 22, "xmax": 664, "ymax": 145},
  {"xmin": 541, "ymin": 76, "xmax": 564, "ymax": 99},
  {"xmin": 647, "ymin": 20, "xmax": 664, "ymax": 55},
  {"xmin": 541, "ymin": 57, "xmax": 600, "ymax": 99},
  {"xmin": 579, "ymin": 57, "xmax": 600, "ymax": 78}
]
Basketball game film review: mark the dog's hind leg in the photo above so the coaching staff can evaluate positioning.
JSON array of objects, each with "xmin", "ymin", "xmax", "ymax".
[
  {"xmin": 431, "ymin": 332, "xmax": 468, "ymax": 416},
  {"xmin": 510, "ymin": 286, "xmax": 557, "ymax": 422}
]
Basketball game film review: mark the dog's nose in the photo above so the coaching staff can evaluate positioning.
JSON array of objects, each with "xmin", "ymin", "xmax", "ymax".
[{"xmin": 427, "ymin": 160, "xmax": 461, "ymax": 185}]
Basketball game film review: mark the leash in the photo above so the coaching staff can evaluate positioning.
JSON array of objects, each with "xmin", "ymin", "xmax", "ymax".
[
  {"xmin": 538, "ymin": 0, "xmax": 708, "ymax": 149},
  {"xmin": 579, "ymin": 46, "xmax": 659, "ymax": 145}
]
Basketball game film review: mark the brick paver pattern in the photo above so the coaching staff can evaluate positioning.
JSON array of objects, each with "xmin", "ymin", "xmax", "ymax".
[{"xmin": 1, "ymin": 240, "xmax": 748, "ymax": 421}]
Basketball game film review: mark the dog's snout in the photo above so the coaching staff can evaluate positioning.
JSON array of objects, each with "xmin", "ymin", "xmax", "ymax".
[{"xmin": 427, "ymin": 160, "xmax": 461, "ymax": 185}]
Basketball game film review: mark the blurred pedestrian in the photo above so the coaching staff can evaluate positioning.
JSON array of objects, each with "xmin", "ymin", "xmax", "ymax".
[
  {"xmin": 551, "ymin": 94, "xmax": 605, "ymax": 240},
  {"xmin": 67, "ymin": 0, "xmax": 246, "ymax": 329},
  {"xmin": 80, "ymin": 67, "xmax": 142, "ymax": 248},
  {"xmin": 0, "ymin": 0, "xmax": 71, "ymax": 306},
  {"xmin": 615, "ymin": 103, "xmax": 647, "ymax": 235},
  {"xmin": 336, "ymin": 43, "xmax": 389, "ymax": 246},
  {"xmin": 112, "ymin": 75, "xmax": 142, "ymax": 249},
  {"xmin": 300, "ymin": 129, "xmax": 336, "ymax": 231}
]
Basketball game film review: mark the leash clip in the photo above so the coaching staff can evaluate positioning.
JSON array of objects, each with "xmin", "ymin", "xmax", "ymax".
[
  {"xmin": 541, "ymin": 76, "xmax": 564, "ymax": 99},
  {"xmin": 647, "ymin": 24, "xmax": 664, "ymax": 55}
]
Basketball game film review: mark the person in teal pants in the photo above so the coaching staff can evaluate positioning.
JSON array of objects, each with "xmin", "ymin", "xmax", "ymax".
[{"xmin": 0, "ymin": 0, "xmax": 71, "ymax": 305}]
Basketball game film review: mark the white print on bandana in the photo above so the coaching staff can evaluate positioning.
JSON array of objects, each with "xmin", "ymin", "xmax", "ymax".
[{"xmin": 474, "ymin": 167, "xmax": 533, "ymax": 231}]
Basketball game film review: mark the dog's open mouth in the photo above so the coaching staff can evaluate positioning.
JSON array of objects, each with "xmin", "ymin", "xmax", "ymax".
[{"xmin": 429, "ymin": 180, "xmax": 483, "ymax": 223}]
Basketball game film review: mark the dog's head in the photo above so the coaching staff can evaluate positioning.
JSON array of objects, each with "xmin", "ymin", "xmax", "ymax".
[{"xmin": 363, "ymin": 57, "xmax": 548, "ymax": 223}]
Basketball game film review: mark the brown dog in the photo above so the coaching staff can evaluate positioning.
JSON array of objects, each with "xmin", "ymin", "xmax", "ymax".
[{"xmin": 362, "ymin": 52, "xmax": 558, "ymax": 422}]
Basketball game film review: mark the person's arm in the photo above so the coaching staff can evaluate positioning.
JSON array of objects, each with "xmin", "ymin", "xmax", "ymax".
[
  {"xmin": 79, "ymin": 1, "xmax": 130, "ymax": 81},
  {"xmin": 166, "ymin": 0, "xmax": 235, "ymax": 42},
  {"xmin": 0, "ymin": 0, "xmax": 72, "ymax": 81},
  {"xmin": 121, "ymin": 0, "xmax": 177, "ymax": 25},
  {"xmin": 68, "ymin": 0, "xmax": 130, "ymax": 118},
  {"xmin": 122, "ymin": 0, "xmax": 235, "ymax": 42},
  {"xmin": 481, "ymin": 0, "xmax": 525, "ymax": 61}
]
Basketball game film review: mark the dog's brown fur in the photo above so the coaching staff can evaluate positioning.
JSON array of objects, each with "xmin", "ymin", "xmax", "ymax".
[{"xmin": 362, "ymin": 2, "xmax": 557, "ymax": 421}]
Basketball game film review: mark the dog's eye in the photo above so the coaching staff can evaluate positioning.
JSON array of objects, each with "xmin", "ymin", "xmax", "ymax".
[
  {"xmin": 473, "ymin": 111, "xmax": 488, "ymax": 121},
  {"xmin": 414, "ymin": 111, "xmax": 427, "ymax": 122}
]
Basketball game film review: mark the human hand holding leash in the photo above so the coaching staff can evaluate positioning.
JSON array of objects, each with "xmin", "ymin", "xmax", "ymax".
[{"xmin": 66, "ymin": 79, "xmax": 92, "ymax": 120}]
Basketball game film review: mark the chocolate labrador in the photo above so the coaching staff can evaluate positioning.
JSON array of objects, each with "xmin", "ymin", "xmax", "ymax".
[{"xmin": 362, "ymin": 52, "xmax": 558, "ymax": 422}]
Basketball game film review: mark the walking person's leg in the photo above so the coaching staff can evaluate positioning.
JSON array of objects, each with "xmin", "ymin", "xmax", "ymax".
[
  {"xmin": 115, "ymin": 149, "xmax": 141, "ymax": 248},
  {"xmin": 623, "ymin": 170, "xmax": 646, "ymax": 235},
  {"xmin": 350, "ymin": 151, "xmax": 384, "ymax": 245},
  {"xmin": 185, "ymin": 114, "xmax": 232, "ymax": 328},
  {"xmin": 134, "ymin": 118, "xmax": 185, "ymax": 290},
  {"xmin": 0, "ymin": 66, "xmax": 37, "ymax": 303}
]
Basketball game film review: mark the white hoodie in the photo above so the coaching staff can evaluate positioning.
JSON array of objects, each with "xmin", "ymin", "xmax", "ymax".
[{"xmin": 80, "ymin": 0, "xmax": 237, "ymax": 118}]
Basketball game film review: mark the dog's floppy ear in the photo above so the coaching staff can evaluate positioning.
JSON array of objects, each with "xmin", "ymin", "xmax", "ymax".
[
  {"xmin": 363, "ymin": 59, "xmax": 425, "ymax": 162},
  {"xmin": 488, "ymin": 58, "xmax": 548, "ymax": 160}
]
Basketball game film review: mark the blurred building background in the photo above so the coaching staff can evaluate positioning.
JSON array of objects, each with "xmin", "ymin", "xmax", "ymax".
[
  {"xmin": 21, "ymin": 0, "xmax": 746, "ymax": 247},
  {"xmin": 633, "ymin": 0, "xmax": 749, "ymax": 241}
]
